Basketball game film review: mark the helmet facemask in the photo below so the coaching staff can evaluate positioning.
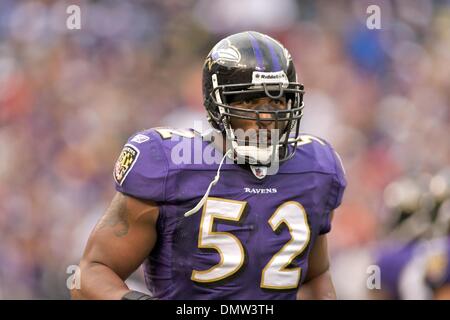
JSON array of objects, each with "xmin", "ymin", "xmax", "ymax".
[{"xmin": 206, "ymin": 74, "xmax": 304, "ymax": 166}]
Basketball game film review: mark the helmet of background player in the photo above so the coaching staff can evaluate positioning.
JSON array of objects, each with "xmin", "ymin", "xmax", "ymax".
[
  {"xmin": 429, "ymin": 168, "xmax": 450, "ymax": 205},
  {"xmin": 383, "ymin": 174, "xmax": 434, "ymax": 240},
  {"xmin": 202, "ymin": 31, "xmax": 305, "ymax": 166},
  {"xmin": 429, "ymin": 168, "xmax": 450, "ymax": 237}
]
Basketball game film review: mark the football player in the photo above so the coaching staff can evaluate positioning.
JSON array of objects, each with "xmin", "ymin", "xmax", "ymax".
[
  {"xmin": 370, "ymin": 170, "xmax": 450, "ymax": 300},
  {"xmin": 371, "ymin": 236, "xmax": 450, "ymax": 300},
  {"xmin": 71, "ymin": 31, "xmax": 346, "ymax": 300}
]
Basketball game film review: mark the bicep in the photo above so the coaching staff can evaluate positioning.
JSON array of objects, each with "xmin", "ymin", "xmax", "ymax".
[
  {"xmin": 297, "ymin": 234, "xmax": 336, "ymax": 299},
  {"xmin": 306, "ymin": 210, "xmax": 335, "ymax": 280},
  {"xmin": 304, "ymin": 234, "xmax": 331, "ymax": 282},
  {"xmin": 81, "ymin": 192, "xmax": 159, "ymax": 280}
]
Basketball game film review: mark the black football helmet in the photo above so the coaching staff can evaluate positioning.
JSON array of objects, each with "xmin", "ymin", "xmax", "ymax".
[{"xmin": 202, "ymin": 31, "xmax": 305, "ymax": 165}]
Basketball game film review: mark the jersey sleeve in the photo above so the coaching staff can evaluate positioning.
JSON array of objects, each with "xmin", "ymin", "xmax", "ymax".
[
  {"xmin": 113, "ymin": 130, "xmax": 168, "ymax": 202},
  {"xmin": 320, "ymin": 143, "xmax": 347, "ymax": 234}
]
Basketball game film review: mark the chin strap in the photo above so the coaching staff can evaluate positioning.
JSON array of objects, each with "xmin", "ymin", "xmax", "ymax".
[
  {"xmin": 184, "ymin": 149, "xmax": 232, "ymax": 217},
  {"xmin": 233, "ymin": 145, "xmax": 273, "ymax": 165}
]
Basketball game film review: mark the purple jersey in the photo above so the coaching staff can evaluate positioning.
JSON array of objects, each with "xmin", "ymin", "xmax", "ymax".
[
  {"xmin": 374, "ymin": 242, "xmax": 416, "ymax": 299},
  {"xmin": 375, "ymin": 237, "xmax": 450, "ymax": 299},
  {"xmin": 424, "ymin": 237, "xmax": 450, "ymax": 291},
  {"xmin": 114, "ymin": 128, "xmax": 346, "ymax": 300}
]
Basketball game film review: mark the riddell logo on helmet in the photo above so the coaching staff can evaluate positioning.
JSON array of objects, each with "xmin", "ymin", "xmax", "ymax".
[
  {"xmin": 252, "ymin": 71, "xmax": 288, "ymax": 86},
  {"xmin": 256, "ymin": 73, "xmax": 285, "ymax": 79}
]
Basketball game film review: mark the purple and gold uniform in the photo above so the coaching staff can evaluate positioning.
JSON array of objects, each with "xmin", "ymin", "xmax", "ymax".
[
  {"xmin": 374, "ymin": 237, "xmax": 450, "ymax": 299},
  {"xmin": 374, "ymin": 242, "xmax": 417, "ymax": 299},
  {"xmin": 424, "ymin": 237, "xmax": 450, "ymax": 295},
  {"xmin": 113, "ymin": 128, "xmax": 346, "ymax": 300}
]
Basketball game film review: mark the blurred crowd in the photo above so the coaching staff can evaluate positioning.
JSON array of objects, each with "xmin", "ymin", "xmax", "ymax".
[{"xmin": 0, "ymin": 0, "xmax": 449, "ymax": 299}]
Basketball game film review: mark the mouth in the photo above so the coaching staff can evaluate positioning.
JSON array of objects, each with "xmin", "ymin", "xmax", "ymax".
[
  {"xmin": 237, "ymin": 136, "xmax": 274, "ymax": 148},
  {"xmin": 233, "ymin": 128, "xmax": 280, "ymax": 146}
]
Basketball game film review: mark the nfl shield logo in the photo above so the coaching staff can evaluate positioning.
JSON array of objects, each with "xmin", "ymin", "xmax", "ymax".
[{"xmin": 250, "ymin": 165, "xmax": 268, "ymax": 179}]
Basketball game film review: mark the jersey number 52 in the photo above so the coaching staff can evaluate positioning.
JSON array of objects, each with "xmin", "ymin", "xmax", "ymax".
[{"xmin": 191, "ymin": 197, "xmax": 311, "ymax": 289}]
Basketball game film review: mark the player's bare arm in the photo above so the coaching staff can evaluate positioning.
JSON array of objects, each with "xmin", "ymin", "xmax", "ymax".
[
  {"xmin": 297, "ymin": 233, "xmax": 336, "ymax": 300},
  {"xmin": 71, "ymin": 192, "xmax": 159, "ymax": 300},
  {"xmin": 297, "ymin": 211, "xmax": 336, "ymax": 300}
]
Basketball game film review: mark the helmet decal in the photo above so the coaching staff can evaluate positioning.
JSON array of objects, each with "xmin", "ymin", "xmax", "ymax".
[
  {"xmin": 262, "ymin": 34, "xmax": 282, "ymax": 72},
  {"xmin": 247, "ymin": 32, "xmax": 265, "ymax": 71},
  {"xmin": 206, "ymin": 39, "xmax": 241, "ymax": 71}
]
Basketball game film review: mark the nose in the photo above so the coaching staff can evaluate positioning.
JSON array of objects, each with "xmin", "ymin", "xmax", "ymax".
[{"xmin": 257, "ymin": 111, "xmax": 276, "ymax": 129}]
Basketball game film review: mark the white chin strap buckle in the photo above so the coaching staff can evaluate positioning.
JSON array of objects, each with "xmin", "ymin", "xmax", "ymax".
[{"xmin": 234, "ymin": 145, "xmax": 278, "ymax": 165}]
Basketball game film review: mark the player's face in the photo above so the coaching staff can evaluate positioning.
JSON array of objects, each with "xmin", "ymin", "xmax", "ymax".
[{"xmin": 229, "ymin": 97, "xmax": 288, "ymax": 146}]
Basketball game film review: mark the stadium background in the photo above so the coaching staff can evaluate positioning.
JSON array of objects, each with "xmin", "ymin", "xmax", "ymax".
[{"xmin": 0, "ymin": 0, "xmax": 449, "ymax": 299}]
